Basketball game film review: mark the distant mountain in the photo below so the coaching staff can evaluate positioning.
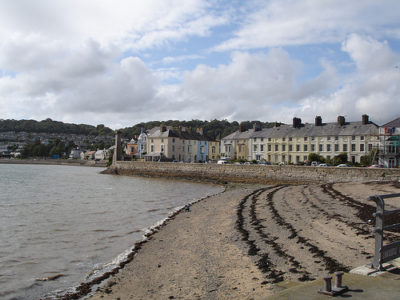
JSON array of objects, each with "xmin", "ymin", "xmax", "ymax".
[
  {"xmin": 0, "ymin": 118, "xmax": 114, "ymax": 136},
  {"xmin": 119, "ymin": 119, "xmax": 279, "ymax": 140}
]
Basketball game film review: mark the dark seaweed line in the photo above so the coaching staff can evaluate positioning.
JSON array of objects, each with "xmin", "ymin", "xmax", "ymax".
[
  {"xmin": 323, "ymin": 184, "xmax": 400, "ymax": 238},
  {"xmin": 250, "ymin": 186, "xmax": 313, "ymax": 282},
  {"xmin": 236, "ymin": 186, "xmax": 286, "ymax": 283},
  {"xmin": 306, "ymin": 186, "xmax": 372, "ymax": 237},
  {"xmin": 265, "ymin": 187, "xmax": 350, "ymax": 273}
]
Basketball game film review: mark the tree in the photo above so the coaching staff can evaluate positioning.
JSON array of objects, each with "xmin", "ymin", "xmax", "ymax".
[{"xmin": 308, "ymin": 153, "xmax": 325, "ymax": 163}]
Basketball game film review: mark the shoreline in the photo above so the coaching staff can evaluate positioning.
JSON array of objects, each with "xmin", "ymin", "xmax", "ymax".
[
  {"xmin": 56, "ymin": 185, "xmax": 228, "ymax": 300},
  {"xmin": 85, "ymin": 180, "xmax": 400, "ymax": 300},
  {"xmin": 0, "ymin": 158, "xmax": 107, "ymax": 168}
]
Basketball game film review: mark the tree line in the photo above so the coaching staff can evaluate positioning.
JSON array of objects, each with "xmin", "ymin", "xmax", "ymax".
[
  {"xmin": 119, "ymin": 119, "xmax": 278, "ymax": 140},
  {"xmin": 0, "ymin": 118, "xmax": 114, "ymax": 136}
]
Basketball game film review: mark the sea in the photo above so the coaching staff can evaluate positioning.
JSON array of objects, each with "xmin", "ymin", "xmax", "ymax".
[{"xmin": 0, "ymin": 163, "xmax": 224, "ymax": 300}]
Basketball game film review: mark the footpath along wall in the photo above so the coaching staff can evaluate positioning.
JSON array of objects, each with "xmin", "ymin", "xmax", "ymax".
[{"xmin": 108, "ymin": 161, "xmax": 400, "ymax": 184}]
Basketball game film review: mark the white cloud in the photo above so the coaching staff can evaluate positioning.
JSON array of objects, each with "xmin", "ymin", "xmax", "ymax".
[
  {"xmin": 215, "ymin": 0, "xmax": 400, "ymax": 51},
  {"xmin": 0, "ymin": 0, "xmax": 227, "ymax": 51}
]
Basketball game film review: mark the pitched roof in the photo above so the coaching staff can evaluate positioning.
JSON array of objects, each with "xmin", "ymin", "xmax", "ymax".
[
  {"xmin": 148, "ymin": 126, "xmax": 206, "ymax": 141},
  {"xmin": 224, "ymin": 121, "xmax": 378, "ymax": 140},
  {"xmin": 382, "ymin": 117, "xmax": 400, "ymax": 128}
]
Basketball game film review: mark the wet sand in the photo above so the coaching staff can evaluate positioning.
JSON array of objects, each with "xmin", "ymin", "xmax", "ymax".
[{"xmin": 89, "ymin": 181, "xmax": 400, "ymax": 300}]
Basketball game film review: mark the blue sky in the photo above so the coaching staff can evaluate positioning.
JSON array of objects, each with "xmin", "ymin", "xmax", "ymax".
[{"xmin": 0, "ymin": 0, "xmax": 399, "ymax": 129}]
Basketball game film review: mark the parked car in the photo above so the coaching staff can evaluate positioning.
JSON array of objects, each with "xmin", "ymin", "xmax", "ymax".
[
  {"xmin": 217, "ymin": 160, "xmax": 228, "ymax": 165},
  {"xmin": 318, "ymin": 163, "xmax": 328, "ymax": 167},
  {"xmin": 311, "ymin": 161, "xmax": 319, "ymax": 166},
  {"xmin": 336, "ymin": 164, "xmax": 350, "ymax": 167},
  {"xmin": 368, "ymin": 164, "xmax": 383, "ymax": 168}
]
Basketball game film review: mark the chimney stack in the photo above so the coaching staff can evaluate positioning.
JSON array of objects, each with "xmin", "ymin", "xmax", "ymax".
[
  {"xmin": 239, "ymin": 122, "xmax": 247, "ymax": 132},
  {"xmin": 253, "ymin": 122, "xmax": 261, "ymax": 132},
  {"xmin": 315, "ymin": 116, "xmax": 322, "ymax": 126},
  {"xmin": 362, "ymin": 114, "xmax": 369, "ymax": 125},
  {"xmin": 161, "ymin": 124, "xmax": 167, "ymax": 132},
  {"xmin": 293, "ymin": 117, "xmax": 302, "ymax": 128},
  {"xmin": 274, "ymin": 122, "xmax": 281, "ymax": 128},
  {"xmin": 337, "ymin": 116, "xmax": 345, "ymax": 126}
]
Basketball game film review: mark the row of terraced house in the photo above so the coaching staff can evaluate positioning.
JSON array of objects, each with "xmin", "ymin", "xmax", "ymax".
[{"xmin": 125, "ymin": 115, "xmax": 400, "ymax": 168}]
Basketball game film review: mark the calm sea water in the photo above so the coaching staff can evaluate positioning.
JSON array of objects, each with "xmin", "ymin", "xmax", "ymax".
[{"xmin": 0, "ymin": 164, "xmax": 223, "ymax": 300}]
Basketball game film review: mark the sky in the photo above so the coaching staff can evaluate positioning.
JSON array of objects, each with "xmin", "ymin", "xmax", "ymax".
[{"xmin": 0, "ymin": 0, "xmax": 399, "ymax": 129}]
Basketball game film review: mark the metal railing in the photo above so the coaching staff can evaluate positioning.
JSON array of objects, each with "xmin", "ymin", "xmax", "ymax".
[{"xmin": 369, "ymin": 193, "xmax": 400, "ymax": 270}]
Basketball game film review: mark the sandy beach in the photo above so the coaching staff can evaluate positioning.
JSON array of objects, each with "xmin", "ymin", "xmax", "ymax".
[{"xmin": 88, "ymin": 181, "xmax": 400, "ymax": 300}]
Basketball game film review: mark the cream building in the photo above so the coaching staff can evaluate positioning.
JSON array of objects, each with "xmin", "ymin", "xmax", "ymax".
[
  {"xmin": 246, "ymin": 115, "xmax": 379, "ymax": 164},
  {"xmin": 145, "ymin": 125, "xmax": 211, "ymax": 162}
]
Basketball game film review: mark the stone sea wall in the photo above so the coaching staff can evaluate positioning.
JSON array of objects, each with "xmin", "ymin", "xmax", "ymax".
[{"xmin": 109, "ymin": 161, "xmax": 400, "ymax": 184}]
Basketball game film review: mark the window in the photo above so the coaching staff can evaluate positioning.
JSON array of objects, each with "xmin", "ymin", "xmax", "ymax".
[
  {"xmin": 311, "ymin": 137, "xmax": 315, "ymax": 141},
  {"xmin": 161, "ymin": 138, "xmax": 164, "ymax": 143},
  {"xmin": 268, "ymin": 138, "xmax": 271, "ymax": 142},
  {"xmin": 161, "ymin": 144, "xmax": 164, "ymax": 152},
  {"xmin": 361, "ymin": 136, "xmax": 364, "ymax": 141},
  {"xmin": 296, "ymin": 144, "xmax": 300, "ymax": 152},
  {"xmin": 151, "ymin": 139, "xmax": 154, "ymax": 143},
  {"xmin": 289, "ymin": 145, "xmax": 293, "ymax": 151},
  {"xmin": 254, "ymin": 145, "xmax": 258, "ymax": 151},
  {"xmin": 188, "ymin": 145, "xmax": 191, "ymax": 153},
  {"xmin": 254, "ymin": 138, "xmax": 257, "ymax": 142},
  {"xmin": 275, "ymin": 144, "xmax": 279, "ymax": 151},
  {"xmin": 343, "ymin": 144, "xmax": 348, "ymax": 152},
  {"xmin": 275, "ymin": 155, "xmax": 278, "ymax": 162},
  {"xmin": 335, "ymin": 136, "xmax": 339, "ymax": 141},
  {"xmin": 360, "ymin": 144, "xmax": 364, "ymax": 152},
  {"xmin": 268, "ymin": 144, "xmax": 271, "ymax": 151},
  {"xmin": 288, "ymin": 155, "xmax": 292, "ymax": 162},
  {"xmin": 172, "ymin": 145, "xmax": 175, "ymax": 152},
  {"xmin": 282, "ymin": 155, "xmax": 286, "ymax": 162},
  {"xmin": 304, "ymin": 144, "xmax": 308, "ymax": 152},
  {"xmin": 261, "ymin": 145, "xmax": 264, "ymax": 152},
  {"xmin": 261, "ymin": 138, "xmax": 264, "ymax": 142},
  {"xmin": 151, "ymin": 145, "xmax": 154, "ymax": 152},
  {"xmin": 289, "ymin": 137, "xmax": 292, "ymax": 141},
  {"xmin": 200, "ymin": 146, "xmax": 204, "ymax": 154},
  {"xmin": 172, "ymin": 138, "xmax": 175, "ymax": 143},
  {"xmin": 282, "ymin": 137, "xmax": 286, "ymax": 141},
  {"xmin": 327, "ymin": 136, "xmax": 331, "ymax": 141},
  {"xmin": 327, "ymin": 144, "xmax": 331, "ymax": 152},
  {"xmin": 352, "ymin": 136, "xmax": 355, "ymax": 140},
  {"xmin": 304, "ymin": 137, "xmax": 308, "ymax": 141},
  {"xmin": 296, "ymin": 155, "xmax": 300, "ymax": 163},
  {"xmin": 311, "ymin": 144, "xmax": 315, "ymax": 152},
  {"xmin": 351, "ymin": 144, "xmax": 356, "ymax": 151},
  {"xmin": 319, "ymin": 144, "xmax": 323, "ymax": 152},
  {"xmin": 368, "ymin": 144, "xmax": 373, "ymax": 151},
  {"xmin": 303, "ymin": 156, "xmax": 307, "ymax": 161},
  {"xmin": 282, "ymin": 144, "xmax": 286, "ymax": 151},
  {"xmin": 335, "ymin": 144, "xmax": 339, "ymax": 152},
  {"xmin": 212, "ymin": 146, "xmax": 215, "ymax": 154}
]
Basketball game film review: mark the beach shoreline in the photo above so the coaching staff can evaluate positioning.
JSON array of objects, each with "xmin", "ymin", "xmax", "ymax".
[
  {"xmin": 84, "ymin": 180, "xmax": 400, "ymax": 300},
  {"xmin": 0, "ymin": 158, "xmax": 107, "ymax": 167}
]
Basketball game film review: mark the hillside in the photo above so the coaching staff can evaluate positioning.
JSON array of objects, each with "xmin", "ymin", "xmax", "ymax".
[
  {"xmin": 119, "ymin": 119, "xmax": 279, "ymax": 140},
  {"xmin": 0, "ymin": 118, "xmax": 114, "ymax": 136}
]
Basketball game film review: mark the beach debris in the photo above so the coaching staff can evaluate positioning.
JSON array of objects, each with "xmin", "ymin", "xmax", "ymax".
[
  {"xmin": 35, "ymin": 274, "xmax": 64, "ymax": 281},
  {"xmin": 185, "ymin": 204, "xmax": 191, "ymax": 212}
]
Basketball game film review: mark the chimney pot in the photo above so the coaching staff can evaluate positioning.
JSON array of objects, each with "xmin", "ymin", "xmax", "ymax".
[
  {"xmin": 337, "ymin": 116, "xmax": 345, "ymax": 126},
  {"xmin": 315, "ymin": 116, "xmax": 322, "ymax": 126},
  {"xmin": 362, "ymin": 114, "xmax": 369, "ymax": 125}
]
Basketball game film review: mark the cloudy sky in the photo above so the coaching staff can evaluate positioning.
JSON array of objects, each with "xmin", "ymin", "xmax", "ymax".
[{"xmin": 0, "ymin": 0, "xmax": 399, "ymax": 129}]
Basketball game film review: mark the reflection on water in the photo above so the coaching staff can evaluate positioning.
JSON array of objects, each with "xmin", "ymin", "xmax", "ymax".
[{"xmin": 0, "ymin": 164, "xmax": 223, "ymax": 300}]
